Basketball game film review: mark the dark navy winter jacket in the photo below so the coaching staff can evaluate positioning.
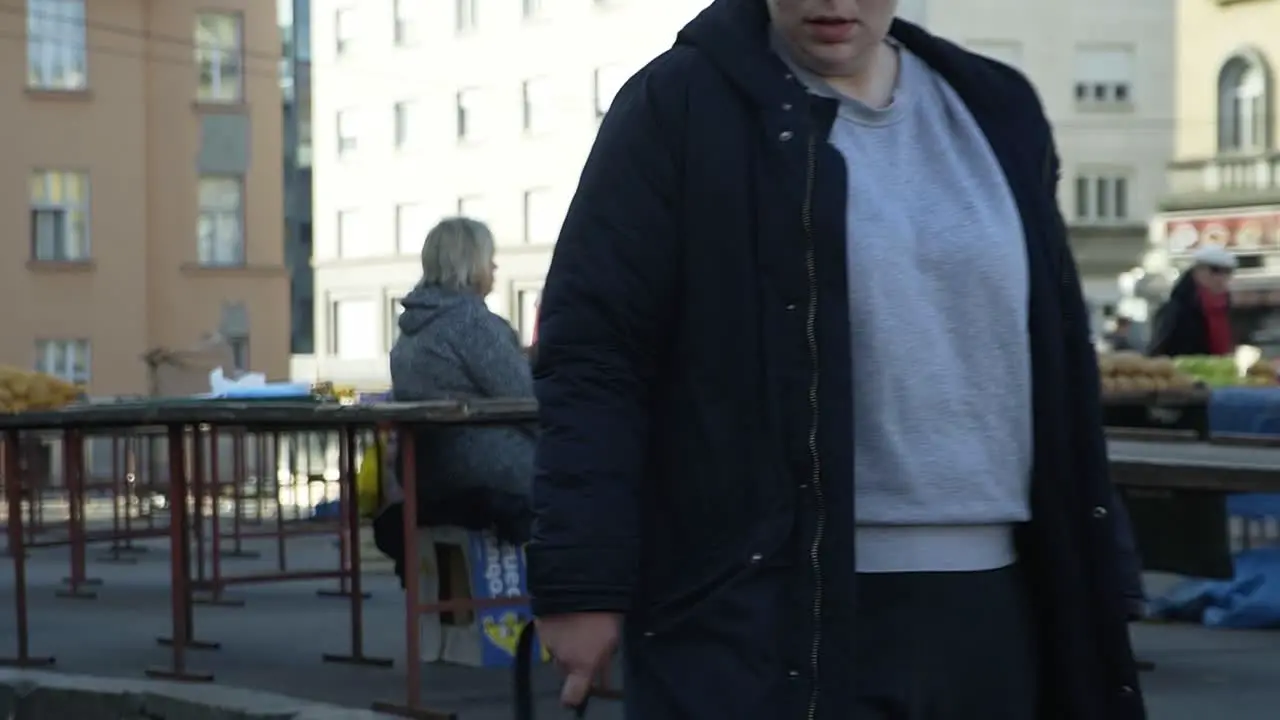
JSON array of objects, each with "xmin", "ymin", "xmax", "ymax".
[{"xmin": 529, "ymin": 1, "xmax": 1145, "ymax": 718}]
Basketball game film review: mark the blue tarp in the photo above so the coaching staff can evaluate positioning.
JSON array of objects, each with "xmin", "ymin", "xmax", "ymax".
[
  {"xmin": 1150, "ymin": 549, "xmax": 1280, "ymax": 629},
  {"xmin": 1150, "ymin": 390, "xmax": 1280, "ymax": 628}
]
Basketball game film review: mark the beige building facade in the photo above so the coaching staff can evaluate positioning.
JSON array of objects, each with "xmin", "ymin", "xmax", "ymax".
[
  {"xmin": 0, "ymin": 0, "xmax": 290, "ymax": 396},
  {"xmin": 1147, "ymin": 0, "xmax": 1280, "ymax": 348}
]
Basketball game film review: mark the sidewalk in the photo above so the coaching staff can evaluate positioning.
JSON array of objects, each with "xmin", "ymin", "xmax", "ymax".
[{"xmin": 0, "ymin": 539, "xmax": 1276, "ymax": 718}]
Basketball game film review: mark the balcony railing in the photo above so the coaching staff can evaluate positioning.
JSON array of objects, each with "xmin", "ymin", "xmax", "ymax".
[{"xmin": 1166, "ymin": 152, "xmax": 1280, "ymax": 197}]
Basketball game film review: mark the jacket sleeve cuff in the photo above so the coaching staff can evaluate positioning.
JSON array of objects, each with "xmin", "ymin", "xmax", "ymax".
[
  {"xmin": 526, "ymin": 545, "xmax": 635, "ymax": 617},
  {"xmin": 531, "ymin": 589, "xmax": 631, "ymax": 617}
]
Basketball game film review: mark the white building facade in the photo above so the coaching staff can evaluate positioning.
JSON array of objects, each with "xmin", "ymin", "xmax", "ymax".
[
  {"xmin": 902, "ymin": 0, "xmax": 1175, "ymax": 327},
  {"xmin": 306, "ymin": 0, "xmax": 1175, "ymax": 387},
  {"xmin": 306, "ymin": 0, "xmax": 708, "ymax": 387}
]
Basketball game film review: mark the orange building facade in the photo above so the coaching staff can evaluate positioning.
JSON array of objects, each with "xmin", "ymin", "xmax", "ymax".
[{"xmin": 0, "ymin": 0, "xmax": 289, "ymax": 396}]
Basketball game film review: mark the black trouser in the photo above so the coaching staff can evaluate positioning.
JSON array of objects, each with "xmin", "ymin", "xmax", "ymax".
[{"xmin": 852, "ymin": 565, "xmax": 1037, "ymax": 720}]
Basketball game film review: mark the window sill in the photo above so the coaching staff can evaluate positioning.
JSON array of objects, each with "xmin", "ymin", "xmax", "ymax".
[
  {"xmin": 25, "ymin": 88, "xmax": 92, "ymax": 102},
  {"xmin": 1074, "ymin": 99, "xmax": 1134, "ymax": 114},
  {"xmin": 27, "ymin": 259, "xmax": 95, "ymax": 274},
  {"xmin": 192, "ymin": 100, "xmax": 248, "ymax": 114},
  {"xmin": 181, "ymin": 263, "xmax": 288, "ymax": 277}
]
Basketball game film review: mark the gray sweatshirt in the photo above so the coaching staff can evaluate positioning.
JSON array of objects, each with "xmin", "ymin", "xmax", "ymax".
[
  {"xmin": 778, "ymin": 38, "xmax": 1034, "ymax": 573},
  {"xmin": 388, "ymin": 284, "xmax": 535, "ymax": 502}
]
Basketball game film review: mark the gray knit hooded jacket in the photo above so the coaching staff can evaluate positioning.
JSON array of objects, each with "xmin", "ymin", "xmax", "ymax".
[{"xmin": 388, "ymin": 283, "xmax": 535, "ymax": 503}]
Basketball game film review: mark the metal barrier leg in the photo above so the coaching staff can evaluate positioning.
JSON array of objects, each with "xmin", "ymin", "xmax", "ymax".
[
  {"xmin": 318, "ymin": 429, "xmax": 369, "ymax": 601},
  {"xmin": 266, "ymin": 434, "xmax": 289, "ymax": 572},
  {"xmin": 191, "ymin": 429, "xmax": 208, "ymax": 589},
  {"xmin": 57, "ymin": 430, "xmax": 99, "ymax": 599},
  {"xmin": 373, "ymin": 429, "xmax": 457, "ymax": 720},
  {"xmin": 194, "ymin": 427, "xmax": 245, "ymax": 608},
  {"xmin": 116, "ymin": 435, "xmax": 148, "ymax": 555},
  {"xmin": 220, "ymin": 431, "xmax": 259, "ymax": 559},
  {"xmin": 148, "ymin": 424, "xmax": 216, "ymax": 682},
  {"xmin": 0, "ymin": 430, "xmax": 55, "ymax": 668},
  {"xmin": 98, "ymin": 435, "xmax": 138, "ymax": 565},
  {"xmin": 323, "ymin": 427, "xmax": 391, "ymax": 667}
]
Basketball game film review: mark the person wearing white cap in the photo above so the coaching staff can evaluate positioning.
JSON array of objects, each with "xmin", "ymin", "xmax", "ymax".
[{"xmin": 1149, "ymin": 244, "xmax": 1238, "ymax": 356}]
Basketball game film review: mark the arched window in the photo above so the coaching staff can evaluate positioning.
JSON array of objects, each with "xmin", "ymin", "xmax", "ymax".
[{"xmin": 1219, "ymin": 53, "xmax": 1271, "ymax": 153}]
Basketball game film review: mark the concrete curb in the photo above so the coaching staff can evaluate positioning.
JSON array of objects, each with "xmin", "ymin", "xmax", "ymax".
[{"xmin": 0, "ymin": 669, "xmax": 398, "ymax": 719}]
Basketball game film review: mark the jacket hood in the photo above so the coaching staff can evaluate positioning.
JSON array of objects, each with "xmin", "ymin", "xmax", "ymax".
[
  {"xmin": 675, "ymin": 0, "xmax": 935, "ymax": 109},
  {"xmin": 397, "ymin": 283, "xmax": 482, "ymax": 337}
]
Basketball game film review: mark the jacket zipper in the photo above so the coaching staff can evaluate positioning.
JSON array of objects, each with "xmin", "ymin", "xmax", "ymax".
[{"xmin": 801, "ymin": 132, "xmax": 826, "ymax": 720}]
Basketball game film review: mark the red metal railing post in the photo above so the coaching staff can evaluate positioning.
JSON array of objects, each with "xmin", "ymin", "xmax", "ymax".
[
  {"xmin": 119, "ymin": 434, "xmax": 148, "ymax": 554},
  {"xmin": 322, "ymin": 425, "xmax": 392, "ymax": 668},
  {"xmin": 57, "ymin": 429, "xmax": 98, "ymax": 599},
  {"xmin": 194, "ymin": 426, "xmax": 243, "ymax": 607},
  {"xmin": 98, "ymin": 434, "xmax": 137, "ymax": 565},
  {"xmin": 222, "ymin": 430, "xmax": 258, "ymax": 558},
  {"xmin": 147, "ymin": 423, "xmax": 214, "ymax": 681},
  {"xmin": 0, "ymin": 429, "xmax": 54, "ymax": 668},
  {"xmin": 269, "ymin": 433, "xmax": 288, "ymax": 571},
  {"xmin": 372, "ymin": 423, "xmax": 427, "ymax": 717}
]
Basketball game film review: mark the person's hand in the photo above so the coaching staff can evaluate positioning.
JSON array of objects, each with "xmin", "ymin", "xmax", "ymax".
[{"xmin": 536, "ymin": 612, "xmax": 622, "ymax": 708}]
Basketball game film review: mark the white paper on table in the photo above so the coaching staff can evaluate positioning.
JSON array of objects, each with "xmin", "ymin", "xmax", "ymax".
[{"xmin": 209, "ymin": 367, "xmax": 267, "ymax": 394}]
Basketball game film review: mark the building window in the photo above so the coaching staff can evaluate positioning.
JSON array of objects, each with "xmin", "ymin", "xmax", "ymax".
[
  {"xmin": 335, "ymin": 7, "xmax": 355, "ymax": 55},
  {"xmin": 35, "ymin": 339, "xmax": 90, "ymax": 384},
  {"xmin": 393, "ymin": 0, "xmax": 418, "ymax": 46},
  {"xmin": 522, "ymin": 77, "xmax": 552, "ymax": 134},
  {"xmin": 593, "ymin": 65, "xmax": 625, "ymax": 119},
  {"xmin": 1074, "ymin": 172, "xmax": 1130, "ymax": 224},
  {"xmin": 523, "ymin": 188, "xmax": 557, "ymax": 244},
  {"xmin": 337, "ymin": 209, "xmax": 361, "ymax": 257},
  {"xmin": 26, "ymin": 0, "xmax": 86, "ymax": 91},
  {"xmin": 516, "ymin": 289, "xmax": 541, "ymax": 346},
  {"xmin": 396, "ymin": 203, "xmax": 427, "ymax": 254},
  {"xmin": 29, "ymin": 170, "xmax": 89, "ymax": 261},
  {"xmin": 456, "ymin": 0, "xmax": 478, "ymax": 32},
  {"xmin": 1219, "ymin": 53, "xmax": 1271, "ymax": 153},
  {"xmin": 337, "ymin": 109, "xmax": 358, "ymax": 155},
  {"xmin": 297, "ymin": 105, "xmax": 313, "ymax": 166},
  {"xmin": 330, "ymin": 298, "xmax": 377, "ymax": 359},
  {"xmin": 388, "ymin": 296, "xmax": 405, "ymax": 347},
  {"xmin": 1073, "ymin": 46, "xmax": 1134, "ymax": 107},
  {"xmin": 197, "ymin": 176, "xmax": 245, "ymax": 266},
  {"xmin": 456, "ymin": 88, "xmax": 482, "ymax": 142},
  {"xmin": 194, "ymin": 13, "xmax": 243, "ymax": 103},
  {"xmin": 457, "ymin": 195, "xmax": 487, "ymax": 223},
  {"xmin": 965, "ymin": 40, "xmax": 1022, "ymax": 69},
  {"xmin": 522, "ymin": 0, "xmax": 543, "ymax": 20},
  {"xmin": 394, "ymin": 101, "xmax": 416, "ymax": 148}
]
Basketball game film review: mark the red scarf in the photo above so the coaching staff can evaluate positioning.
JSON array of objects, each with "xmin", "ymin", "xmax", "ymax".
[{"xmin": 1198, "ymin": 287, "xmax": 1233, "ymax": 355}]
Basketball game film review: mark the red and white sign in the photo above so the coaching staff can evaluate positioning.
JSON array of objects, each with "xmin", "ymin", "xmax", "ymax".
[{"xmin": 1164, "ymin": 212, "xmax": 1280, "ymax": 255}]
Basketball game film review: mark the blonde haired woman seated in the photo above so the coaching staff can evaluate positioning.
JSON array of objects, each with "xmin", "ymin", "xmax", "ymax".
[{"xmin": 376, "ymin": 218, "xmax": 535, "ymax": 583}]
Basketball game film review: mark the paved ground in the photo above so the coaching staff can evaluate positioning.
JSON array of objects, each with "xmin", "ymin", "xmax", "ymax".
[{"xmin": 0, "ymin": 535, "xmax": 1278, "ymax": 719}]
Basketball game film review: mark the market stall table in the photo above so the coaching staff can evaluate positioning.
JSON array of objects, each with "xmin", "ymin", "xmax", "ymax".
[{"xmin": 0, "ymin": 397, "xmax": 539, "ymax": 720}]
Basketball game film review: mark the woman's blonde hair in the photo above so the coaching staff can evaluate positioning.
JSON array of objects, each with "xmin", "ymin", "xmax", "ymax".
[{"xmin": 419, "ymin": 217, "xmax": 495, "ymax": 292}]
